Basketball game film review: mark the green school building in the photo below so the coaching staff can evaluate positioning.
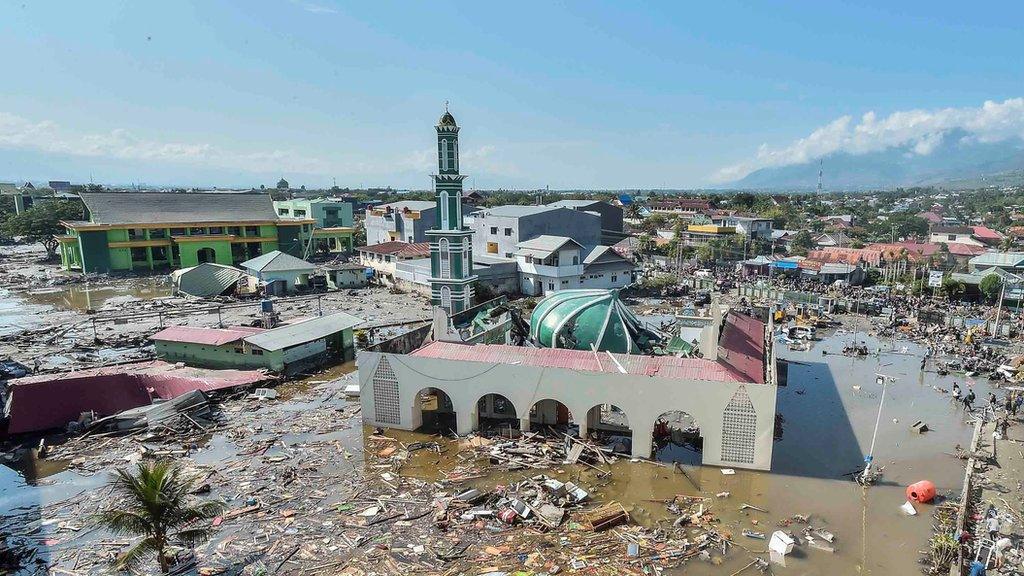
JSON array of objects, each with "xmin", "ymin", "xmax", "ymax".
[{"xmin": 58, "ymin": 192, "xmax": 354, "ymax": 273}]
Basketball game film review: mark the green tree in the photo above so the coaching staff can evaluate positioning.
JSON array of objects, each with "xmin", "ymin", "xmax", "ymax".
[
  {"xmin": 640, "ymin": 213, "xmax": 667, "ymax": 233},
  {"xmin": 1, "ymin": 200, "xmax": 86, "ymax": 259},
  {"xmin": 98, "ymin": 460, "xmax": 225, "ymax": 573},
  {"xmin": 939, "ymin": 276, "xmax": 966, "ymax": 300},
  {"xmin": 790, "ymin": 230, "xmax": 815, "ymax": 256},
  {"xmin": 980, "ymin": 274, "xmax": 1002, "ymax": 302}
]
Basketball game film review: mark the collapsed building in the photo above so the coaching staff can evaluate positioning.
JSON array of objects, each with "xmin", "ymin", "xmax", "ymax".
[{"xmin": 358, "ymin": 288, "xmax": 779, "ymax": 471}]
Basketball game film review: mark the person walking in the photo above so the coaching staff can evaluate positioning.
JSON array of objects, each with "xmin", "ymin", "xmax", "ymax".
[
  {"xmin": 952, "ymin": 383, "xmax": 962, "ymax": 403},
  {"xmin": 963, "ymin": 390, "xmax": 976, "ymax": 412}
]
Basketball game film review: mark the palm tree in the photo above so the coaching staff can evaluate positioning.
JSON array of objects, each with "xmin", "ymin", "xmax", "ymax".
[{"xmin": 98, "ymin": 460, "xmax": 225, "ymax": 573}]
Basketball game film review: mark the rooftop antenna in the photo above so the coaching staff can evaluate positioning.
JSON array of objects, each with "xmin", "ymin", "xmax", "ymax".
[
  {"xmin": 445, "ymin": 100, "xmax": 449, "ymax": 112},
  {"xmin": 817, "ymin": 158, "xmax": 823, "ymax": 194}
]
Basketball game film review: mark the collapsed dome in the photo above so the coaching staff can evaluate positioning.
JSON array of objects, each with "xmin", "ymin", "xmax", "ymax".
[{"xmin": 529, "ymin": 289, "xmax": 657, "ymax": 354}]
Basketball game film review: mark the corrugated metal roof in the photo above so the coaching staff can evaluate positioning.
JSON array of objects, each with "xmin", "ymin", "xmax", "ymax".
[
  {"xmin": 80, "ymin": 192, "xmax": 278, "ymax": 225},
  {"xmin": 410, "ymin": 341, "xmax": 751, "ymax": 383},
  {"xmin": 516, "ymin": 235, "xmax": 582, "ymax": 255},
  {"xmin": 150, "ymin": 325, "xmax": 264, "ymax": 346},
  {"xmin": 174, "ymin": 263, "xmax": 250, "ymax": 298},
  {"xmin": 969, "ymin": 251, "xmax": 1024, "ymax": 267},
  {"xmin": 240, "ymin": 250, "xmax": 315, "ymax": 273},
  {"xmin": 244, "ymin": 312, "xmax": 364, "ymax": 351},
  {"xmin": 717, "ymin": 312, "xmax": 766, "ymax": 384}
]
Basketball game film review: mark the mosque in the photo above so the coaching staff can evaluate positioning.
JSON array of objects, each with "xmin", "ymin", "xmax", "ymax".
[{"xmin": 357, "ymin": 108, "xmax": 779, "ymax": 471}]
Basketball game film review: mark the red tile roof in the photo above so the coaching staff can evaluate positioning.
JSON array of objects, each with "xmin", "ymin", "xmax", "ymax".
[
  {"xmin": 357, "ymin": 241, "xmax": 430, "ymax": 258},
  {"xmin": 865, "ymin": 242, "xmax": 941, "ymax": 263},
  {"xmin": 150, "ymin": 325, "xmax": 264, "ymax": 346},
  {"xmin": 410, "ymin": 341, "xmax": 757, "ymax": 383},
  {"xmin": 807, "ymin": 247, "xmax": 882, "ymax": 267},
  {"xmin": 971, "ymin": 226, "xmax": 1003, "ymax": 241},
  {"xmin": 946, "ymin": 243, "xmax": 987, "ymax": 256}
]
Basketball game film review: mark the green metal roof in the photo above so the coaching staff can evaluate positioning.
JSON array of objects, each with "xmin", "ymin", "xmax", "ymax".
[{"xmin": 529, "ymin": 289, "xmax": 653, "ymax": 354}]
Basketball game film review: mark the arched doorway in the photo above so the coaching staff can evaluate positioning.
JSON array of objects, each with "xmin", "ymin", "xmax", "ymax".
[
  {"xmin": 585, "ymin": 404, "xmax": 632, "ymax": 454},
  {"xmin": 476, "ymin": 393, "xmax": 519, "ymax": 434},
  {"xmin": 652, "ymin": 410, "xmax": 703, "ymax": 466},
  {"xmin": 197, "ymin": 247, "xmax": 216, "ymax": 264},
  {"xmin": 412, "ymin": 387, "xmax": 455, "ymax": 433},
  {"xmin": 529, "ymin": 398, "xmax": 575, "ymax": 435}
]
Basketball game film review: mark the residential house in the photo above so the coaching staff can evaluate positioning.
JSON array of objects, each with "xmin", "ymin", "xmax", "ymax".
[
  {"xmin": 917, "ymin": 211, "xmax": 943, "ymax": 225},
  {"xmin": 946, "ymin": 243, "xmax": 987, "ymax": 270},
  {"xmin": 324, "ymin": 263, "xmax": 370, "ymax": 289},
  {"xmin": 240, "ymin": 250, "xmax": 316, "ymax": 295},
  {"xmin": 813, "ymin": 231, "xmax": 853, "ymax": 249},
  {"xmin": 713, "ymin": 215, "xmax": 773, "ymax": 240},
  {"xmin": 365, "ymin": 201, "xmax": 436, "ymax": 245},
  {"xmin": 57, "ymin": 192, "xmax": 315, "ymax": 273},
  {"xmin": 468, "ymin": 205, "xmax": 602, "ymax": 259},
  {"xmin": 929, "ymin": 226, "xmax": 989, "ymax": 247},
  {"xmin": 806, "ymin": 247, "xmax": 882, "ymax": 268},
  {"xmin": 273, "ymin": 198, "xmax": 354, "ymax": 254},
  {"xmin": 357, "ymin": 241, "xmax": 431, "ymax": 281},
  {"xmin": 647, "ymin": 198, "xmax": 711, "ymax": 216},
  {"xmin": 515, "ymin": 235, "xmax": 634, "ymax": 296},
  {"xmin": 968, "ymin": 252, "xmax": 1024, "ymax": 275},
  {"xmin": 151, "ymin": 311, "xmax": 363, "ymax": 374}
]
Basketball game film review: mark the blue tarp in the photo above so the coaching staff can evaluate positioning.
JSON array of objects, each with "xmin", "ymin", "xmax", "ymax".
[{"xmin": 772, "ymin": 261, "xmax": 799, "ymax": 270}]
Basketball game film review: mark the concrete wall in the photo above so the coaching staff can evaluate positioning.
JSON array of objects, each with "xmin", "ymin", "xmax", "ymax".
[
  {"xmin": 366, "ymin": 207, "xmax": 435, "ymax": 245},
  {"xmin": 359, "ymin": 352, "xmax": 778, "ymax": 470},
  {"xmin": 154, "ymin": 340, "xmax": 270, "ymax": 370},
  {"xmin": 471, "ymin": 208, "xmax": 602, "ymax": 259}
]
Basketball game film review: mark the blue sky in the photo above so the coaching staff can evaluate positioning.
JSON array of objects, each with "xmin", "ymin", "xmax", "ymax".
[{"xmin": 1, "ymin": 1, "xmax": 1022, "ymax": 189}]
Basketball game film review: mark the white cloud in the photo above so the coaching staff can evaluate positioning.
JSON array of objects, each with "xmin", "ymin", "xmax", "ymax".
[
  {"xmin": 0, "ymin": 112, "xmax": 332, "ymax": 174},
  {"xmin": 712, "ymin": 98, "xmax": 1024, "ymax": 182},
  {"xmin": 288, "ymin": 0, "xmax": 338, "ymax": 14}
]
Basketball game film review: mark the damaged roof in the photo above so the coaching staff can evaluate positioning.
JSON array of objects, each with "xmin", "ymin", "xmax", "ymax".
[{"xmin": 410, "ymin": 341, "xmax": 754, "ymax": 382}]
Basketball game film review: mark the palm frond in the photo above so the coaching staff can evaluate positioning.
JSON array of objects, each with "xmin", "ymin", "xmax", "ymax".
[
  {"xmin": 112, "ymin": 536, "xmax": 162, "ymax": 571},
  {"xmin": 172, "ymin": 527, "xmax": 217, "ymax": 548},
  {"xmin": 97, "ymin": 509, "xmax": 153, "ymax": 537}
]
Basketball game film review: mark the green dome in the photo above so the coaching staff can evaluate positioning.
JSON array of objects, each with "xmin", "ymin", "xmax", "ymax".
[{"xmin": 530, "ymin": 289, "xmax": 653, "ymax": 354}]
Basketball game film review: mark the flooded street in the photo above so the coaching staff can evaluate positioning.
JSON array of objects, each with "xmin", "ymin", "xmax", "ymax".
[{"xmin": 0, "ymin": 330, "xmax": 989, "ymax": 574}]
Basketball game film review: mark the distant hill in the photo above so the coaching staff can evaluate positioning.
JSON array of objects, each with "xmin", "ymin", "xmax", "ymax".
[{"xmin": 729, "ymin": 130, "xmax": 1024, "ymax": 190}]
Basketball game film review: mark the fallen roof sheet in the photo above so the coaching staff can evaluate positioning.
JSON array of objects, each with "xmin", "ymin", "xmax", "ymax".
[
  {"xmin": 173, "ymin": 263, "xmax": 252, "ymax": 298},
  {"xmin": 244, "ymin": 312, "xmax": 364, "ymax": 351},
  {"xmin": 5, "ymin": 360, "xmax": 270, "ymax": 434},
  {"xmin": 410, "ymin": 341, "xmax": 753, "ymax": 382}
]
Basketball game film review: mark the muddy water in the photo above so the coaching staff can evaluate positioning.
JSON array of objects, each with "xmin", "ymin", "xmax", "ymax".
[
  {"xmin": 391, "ymin": 331, "xmax": 989, "ymax": 575},
  {"xmin": 0, "ymin": 279, "xmax": 173, "ymax": 336},
  {"xmin": 0, "ymin": 332, "xmax": 989, "ymax": 574},
  {"xmin": 19, "ymin": 277, "xmax": 172, "ymax": 312}
]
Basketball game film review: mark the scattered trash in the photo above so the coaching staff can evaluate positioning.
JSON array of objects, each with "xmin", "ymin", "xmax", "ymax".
[{"xmin": 900, "ymin": 500, "xmax": 918, "ymax": 515}]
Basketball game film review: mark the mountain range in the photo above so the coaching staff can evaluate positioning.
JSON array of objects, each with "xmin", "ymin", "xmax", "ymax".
[{"xmin": 728, "ymin": 130, "xmax": 1024, "ymax": 190}]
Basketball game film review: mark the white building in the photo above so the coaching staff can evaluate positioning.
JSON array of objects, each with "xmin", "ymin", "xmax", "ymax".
[
  {"xmin": 714, "ymin": 216, "xmax": 774, "ymax": 240},
  {"xmin": 239, "ymin": 250, "xmax": 315, "ymax": 295},
  {"xmin": 515, "ymin": 235, "xmax": 634, "ymax": 296}
]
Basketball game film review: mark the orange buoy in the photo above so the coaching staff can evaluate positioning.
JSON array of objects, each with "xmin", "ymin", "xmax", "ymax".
[{"xmin": 906, "ymin": 480, "xmax": 936, "ymax": 503}]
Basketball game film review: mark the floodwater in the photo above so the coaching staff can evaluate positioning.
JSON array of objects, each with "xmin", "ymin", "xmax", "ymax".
[
  {"xmin": 19, "ymin": 277, "xmax": 173, "ymax": 312},
  {"xmin": 0, "ymin": 332, "xmax": 991, "ymax": 574},
  {"xmin": 391, "ymin": 330, "xmax": 991, "ymax": 575},
  {"xmin": 0, "ymin": 279, "xmax": 173, "ymax": 337}
]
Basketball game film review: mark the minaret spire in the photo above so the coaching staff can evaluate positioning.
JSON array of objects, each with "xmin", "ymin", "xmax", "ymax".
[{"xmin": 426, "ymin": 105, "xmax": 477, "ymax": 313}]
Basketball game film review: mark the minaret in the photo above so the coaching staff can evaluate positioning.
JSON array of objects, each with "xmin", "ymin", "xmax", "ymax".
[{"xmin": 427, "ymin": 104, "xmax": 477, "ymax": 313}]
